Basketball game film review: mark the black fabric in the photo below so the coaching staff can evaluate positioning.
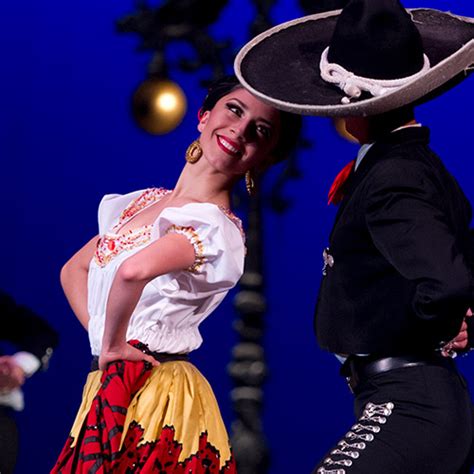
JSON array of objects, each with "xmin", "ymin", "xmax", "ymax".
[
  {"xmin": 328, "ymin": 0, "xmax": 424, "ymax": 79},
  {"xmin": 0, "ymin": 407, "xmax": 18, "ymax": 474},
  {"xmin": 300, "ymin": 0, "xmax": 349, "ymax": 15},
  {"xmin": 315, "ymin": 127, "xmax": 474, "ymax": 355},
  {"xmin": 239, "ymin": 9, "xmax": 474, "ymax": 107},
  {"xmin": 313, "ymin": 364, "xmax": 474, "ymax": 473},
  {"xmin": 0, "ymin": 290, "xmax": 59, "ymax": 363}
]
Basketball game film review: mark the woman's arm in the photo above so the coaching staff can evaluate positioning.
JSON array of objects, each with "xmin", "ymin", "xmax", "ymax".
[
  {"xmin": 99, "ymin": 233, "xmax": 195, "ymax": 370},
  {"xmin": 60, "ymin": 235, "xmax": 99, "ymax": 330}
]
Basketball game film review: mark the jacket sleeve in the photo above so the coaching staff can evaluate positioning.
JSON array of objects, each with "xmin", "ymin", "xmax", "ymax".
[
  {"xmin": 0, "ymin": 290, "xmax": 59, "ymax": 370},
  {"xmin": 466, "ymin": 229, "xmax": 474, "ymax": 348},
  {"xmin": 364, "ymin": 159, "xmax": 474, "ymax": 346}
]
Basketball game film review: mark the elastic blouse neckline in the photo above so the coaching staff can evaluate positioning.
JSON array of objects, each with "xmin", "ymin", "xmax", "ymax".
[{"xmin": 106, "ymin": 188, "xmax": 245, "ymax": 241}]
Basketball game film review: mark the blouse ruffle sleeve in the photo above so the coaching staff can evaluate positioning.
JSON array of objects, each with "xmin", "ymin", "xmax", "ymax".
[
  {"xmin": 151, "ymin": 203, "xmax": 245, "ymax": 299},
  {"xmin": 97, "ymin": 189, "xmax": 146, "ymax": 235}
]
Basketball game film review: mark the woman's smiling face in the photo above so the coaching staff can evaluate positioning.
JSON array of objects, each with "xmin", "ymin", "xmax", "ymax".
[{"xmin": 197, "ymin": 87, "xmax": 281, "ymax": 176}]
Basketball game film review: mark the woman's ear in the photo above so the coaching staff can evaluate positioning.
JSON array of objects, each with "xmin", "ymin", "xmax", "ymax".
[{"xmin": 197, "ymin": 110, "xmax": 210, "ymax": 132}]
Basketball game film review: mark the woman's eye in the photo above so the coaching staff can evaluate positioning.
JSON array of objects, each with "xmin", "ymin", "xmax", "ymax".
[
  {"xmin": 257, "ymin": 125, "xmax": 270, "ymax": 139},
  {"xmin": 226, "ymin": 103, "xmax": 242, "ymax": 116}
]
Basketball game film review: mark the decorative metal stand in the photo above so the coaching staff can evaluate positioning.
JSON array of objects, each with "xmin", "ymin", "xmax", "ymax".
[{"xmin": 228, "ymin": 189, "xmax": 269, "ymax": 474}]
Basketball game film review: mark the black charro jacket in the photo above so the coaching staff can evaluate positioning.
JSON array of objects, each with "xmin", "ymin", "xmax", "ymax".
[{"xmin": 315, "ymin": 127, "xmax": 474, "ymax": 355}]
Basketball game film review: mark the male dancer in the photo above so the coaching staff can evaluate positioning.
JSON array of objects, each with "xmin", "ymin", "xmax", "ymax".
[
  {"xmin": 235, "ymin": 0, "xmax": 474, "ymax": 472},
  {"xmin": 0, "ymin": 290, "xmax": 58, "ymax": 474}
]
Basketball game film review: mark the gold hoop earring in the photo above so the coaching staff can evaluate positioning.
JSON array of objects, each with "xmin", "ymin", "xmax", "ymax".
[
  {"xmin": 245, "ymin": 170, "xmax": 256, "ymax": 196},
  {"xmin": 185, "ymin": 140, "xmax": 203, "ymax": 164}
]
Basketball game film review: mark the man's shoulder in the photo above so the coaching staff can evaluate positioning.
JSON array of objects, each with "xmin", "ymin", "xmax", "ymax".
[{"xmin": 363, "ymin": 150, "xmax": 435, "ymax": 190}]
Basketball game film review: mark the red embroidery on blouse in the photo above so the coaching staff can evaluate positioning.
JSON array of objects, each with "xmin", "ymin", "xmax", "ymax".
[
  {"xmin": 94, "ymin": 188, "xmax": 245, "ymax": 268},
  {"xmin": 117, "ymin": 188, "xmax": 171, "ymax": 230},
  {"xmin": 94, "ymin": 227, "xmax": 152, "ymax": 267},
  {"xmin": 94, "ymin": 188, "xmax": 170, "ymax": 268}
]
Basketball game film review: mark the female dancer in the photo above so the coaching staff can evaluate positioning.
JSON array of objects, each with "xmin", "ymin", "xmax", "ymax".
[{"xmin": 52, "ymin": 76, "xmax": 301, "ymax": 473}]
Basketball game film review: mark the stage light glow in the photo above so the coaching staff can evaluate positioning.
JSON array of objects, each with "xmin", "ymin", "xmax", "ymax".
[{"xmin": 156, "ymin": 92, "xmax": 178, "ymax": 112}]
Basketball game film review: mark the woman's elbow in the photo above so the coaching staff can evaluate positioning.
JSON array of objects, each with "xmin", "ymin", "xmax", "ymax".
[
  {"xmin": 60, "ymin": 260, "xmax": 73, "ymax": 288},
  {"xmin": 60, "ymin": 257, "xmax": 87, "ymax": 288}
]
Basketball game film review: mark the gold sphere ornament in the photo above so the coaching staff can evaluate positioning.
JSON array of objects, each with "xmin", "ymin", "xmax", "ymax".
[{"xmin": 132, "ymin": 79, "xmax": 187, "ymax": 135}]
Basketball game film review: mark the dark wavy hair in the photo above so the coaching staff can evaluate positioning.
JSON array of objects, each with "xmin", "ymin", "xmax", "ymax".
[{"xmin": 199, "ymin": 75, "xmax": 302, "ymax": 164}]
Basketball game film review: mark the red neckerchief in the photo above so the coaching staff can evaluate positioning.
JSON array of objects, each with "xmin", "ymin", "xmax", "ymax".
[{"xmin": 327, "ymin": 159, "xmax": 355, "ymax": 205}]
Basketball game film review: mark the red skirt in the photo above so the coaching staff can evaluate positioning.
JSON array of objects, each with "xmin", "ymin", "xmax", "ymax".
[{"xmin": 51, "ymin": 357, "xmax": 236, "ymax": 473}]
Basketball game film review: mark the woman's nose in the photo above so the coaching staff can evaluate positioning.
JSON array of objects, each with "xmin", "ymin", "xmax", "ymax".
[{"xmin": 230, "ymin": 120, "xmax": 251, "ymax": 140}]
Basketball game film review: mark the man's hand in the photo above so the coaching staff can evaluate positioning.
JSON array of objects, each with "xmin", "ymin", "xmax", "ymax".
[
  {"xmin": 0, "ymin": 356, "xmax": 26, "ymax": 392},
  {"xmin": 441, "ymin": 308, "xmax": 473, "ymax": 357}
]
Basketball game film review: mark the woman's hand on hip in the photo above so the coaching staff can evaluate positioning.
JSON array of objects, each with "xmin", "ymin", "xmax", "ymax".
[{"xmin": 99, "ymin": 343, "xmax": 160, "ymax": 371}]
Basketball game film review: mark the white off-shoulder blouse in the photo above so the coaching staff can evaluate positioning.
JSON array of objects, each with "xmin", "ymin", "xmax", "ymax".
[{"xmin": 87, "ymin": 188, "xmax": 245, "ymax": 356}]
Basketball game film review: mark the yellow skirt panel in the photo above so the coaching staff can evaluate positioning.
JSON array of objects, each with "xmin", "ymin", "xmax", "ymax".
[{"xmin": 68, "ymin": 361, "xmax": 231, "ymax": 469}]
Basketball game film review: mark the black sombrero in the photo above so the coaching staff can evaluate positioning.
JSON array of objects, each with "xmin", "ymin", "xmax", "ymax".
[{"xmin": 234, "ymin": 0, "xmax": 474, "ymax": 116}]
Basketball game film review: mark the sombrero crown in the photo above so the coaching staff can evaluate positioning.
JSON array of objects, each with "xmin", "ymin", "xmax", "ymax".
[
  {"xmin": 328, "ymin": 0, "xmax": 424, "ymax": 79},
  {"xmin": 235, "ymin": 0, "xmax": 474, "ymax": 116}
]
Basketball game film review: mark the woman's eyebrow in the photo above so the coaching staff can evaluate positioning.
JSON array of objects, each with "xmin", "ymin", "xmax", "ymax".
[{"xmin": 227, "ymin": 98, "xmax": 274, "ymax": 127}]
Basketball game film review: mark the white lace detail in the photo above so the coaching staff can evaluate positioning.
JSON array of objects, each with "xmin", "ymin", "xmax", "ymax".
[{"xmin": 320, "ymin": 47, "xmax": 430, "ymax": 104}]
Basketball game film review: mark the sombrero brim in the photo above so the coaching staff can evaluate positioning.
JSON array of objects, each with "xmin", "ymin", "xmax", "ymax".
[{"xmin": 234, "ymin": 9, "xmax": 474, "ymax": 116}]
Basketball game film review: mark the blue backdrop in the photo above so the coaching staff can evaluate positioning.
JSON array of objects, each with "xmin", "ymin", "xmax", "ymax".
[{"xmin": 0, "ymin": 1, "xmax": 473, "ymax": 473}]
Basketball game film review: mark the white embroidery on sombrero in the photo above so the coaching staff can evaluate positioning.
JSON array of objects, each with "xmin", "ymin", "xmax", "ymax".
[
  {"xmin": 317, "ymin": 468, "xmax": 346, "ymax": 474},
  {"xmin": 320, "ymin": 47, "xmax": 431, "ymax": 104}
]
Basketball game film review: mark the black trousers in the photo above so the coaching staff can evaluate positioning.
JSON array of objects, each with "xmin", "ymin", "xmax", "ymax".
[
  {"xmin": 313, "ymin": 364, "xmax": 474, "ymax": 474},
  {"xmin": 0, "ymin": 406, "xmax": 18, "ymax": 474}
]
